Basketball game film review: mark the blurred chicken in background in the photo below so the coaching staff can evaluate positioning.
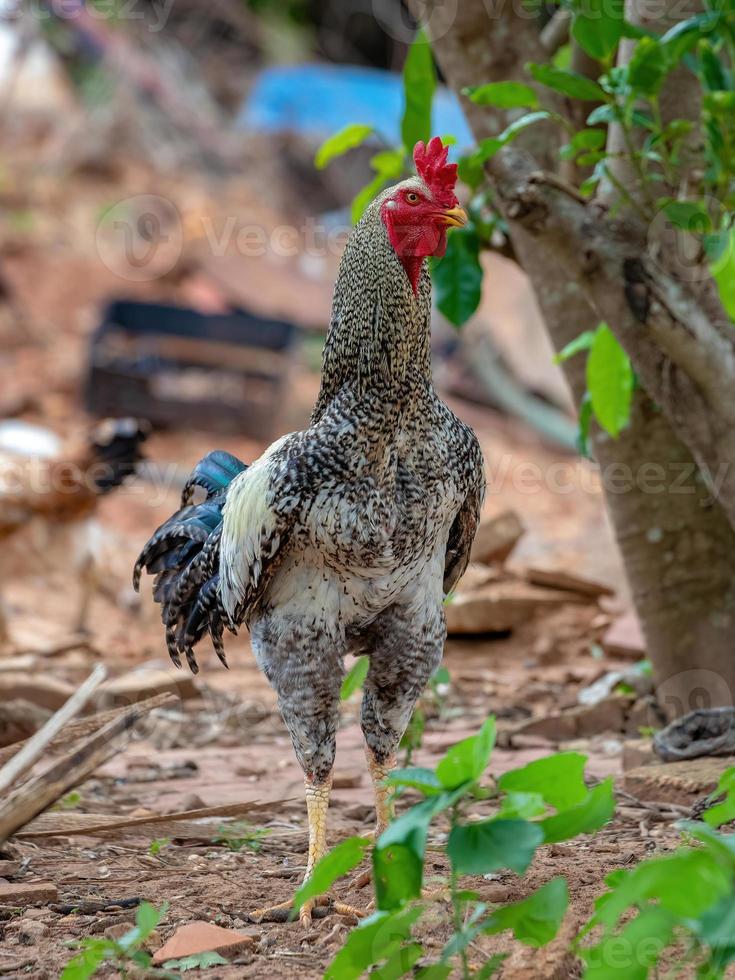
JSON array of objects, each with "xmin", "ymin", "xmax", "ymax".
[{"xmin": 0, "ymin": 417, "xmax": 148, "ymax": 645}]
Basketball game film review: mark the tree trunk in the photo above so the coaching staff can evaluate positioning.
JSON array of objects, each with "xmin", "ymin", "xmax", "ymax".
[{"xmin": 417, "ymin": 0, "xmax": 735, "ymax": 715}]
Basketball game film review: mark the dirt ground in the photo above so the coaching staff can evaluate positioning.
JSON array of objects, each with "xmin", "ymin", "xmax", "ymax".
[{"xmin": 0, "ymin": 156, "xmax": 683, "ymax": 979}]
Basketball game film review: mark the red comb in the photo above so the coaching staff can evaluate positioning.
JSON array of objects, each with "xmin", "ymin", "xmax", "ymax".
[{"xmin": 413, "ymin": 136, "xmax": 458, "ymax": 207}]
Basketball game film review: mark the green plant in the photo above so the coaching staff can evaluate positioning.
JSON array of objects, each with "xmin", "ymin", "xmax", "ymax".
[
  {"xmin": 212, "ymin": 820, "xmax": 269, "ymax": 852},
  {"xmin": 292, "ymin": 716, "xmax": 614, "ymax": 978},
  {"xmin": 61, "ymin": 901, "xmax": 170, "ymax": 980},
  {"xmin": 162, "ymin": 952, "xmax": 228, "ymax": 972},
  {"xmin": 578, "ymin": 815, "xmax": 735, "ymax": 977},
  {"xmin": 149, "ymin": 837, "xmax": 172, "ymax": 857}
]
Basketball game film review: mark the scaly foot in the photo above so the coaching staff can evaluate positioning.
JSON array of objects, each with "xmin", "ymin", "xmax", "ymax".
[{"xmin": 249, "ymin": 893, "xmax": 366, "ymax": 926}]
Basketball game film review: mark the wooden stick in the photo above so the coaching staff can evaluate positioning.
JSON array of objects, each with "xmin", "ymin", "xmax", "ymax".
[
  {"xmin": 0, "ymin": 691, "xmax": 177, "ymax": 768},
  {"xmin": 0, "ymin": 664, "xmax": 107, "ymax": 795},
  {"xmin": 0, "ymin": 695, "xmax": 169, "ymax": 843},
  {"xmin": 19, "ymin": 799, "xmax": 292, "ymax": 839}
]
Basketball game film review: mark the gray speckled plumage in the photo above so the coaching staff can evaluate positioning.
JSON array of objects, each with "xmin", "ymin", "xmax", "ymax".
[{"xmin": 135, "ymin": 178, "xmax": 485, "ymax": 785}]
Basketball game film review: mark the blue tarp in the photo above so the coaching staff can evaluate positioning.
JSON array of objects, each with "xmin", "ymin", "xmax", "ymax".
[{"xmin": 238, "ymin": 63, "xmax": 474, "ymax": 151}]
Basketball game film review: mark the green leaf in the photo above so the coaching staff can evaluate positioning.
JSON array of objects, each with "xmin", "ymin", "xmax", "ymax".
[
  {"xmin": 447, "ymin": 818, "xmax": 544, "ymax": 875},
  {"xmin": 117, "ymin": 901, "xmax": 168, "ymax": 953},
  {"xmin": 457, "ymin": 152, "xmax": 485, "ymax": 190},
  {"xmin": 432, "ymin": 225, "xmax": 483, "ymax": 328},
  {"xmin": 325, "ymin": 907, "xmax": 424, "ymax": 980},
  {"xmin": 554, "ymin": 330, "xmax": 597, "ymax": 363},
  {"xmin": 401, "ymin": 29, "xmax": 436, "ymax": 152},
  {"xmin": 416, "ymin": 966, "xmax": 453, "ymax": 980},
  {"xmin": 499, "ymin": 111, "xmax": 551, "ymax": 143},
  {"xmin": 371, "ymin": 942, "xmax": 424, "ymax": 980},
  {"xmin": 586, "ymin": 323, "xmax": 633, "ymax": 438},
  {"xmin": 293, "ymin": 837, "xmax": 370, "ymax": 913},
  {"xmin": 163, "ymin": 952, "xmax": 229, "ymax": 971},
  {"xmin": 577, "ymin": 392, "xmax": 594, "ymax": 457},
  {"xmin": 587, "ymin": 104, "xmax": 618, "ymax": 126},
  {"xmin": 386, "ymin": 767, "xmax": 444, "ymax": 795},
  {"xmin": 591, "ymin": 848, "xmax": 731, "ymax": 929},
  {"xmin": 528, "ymin": 63, "xmax": 607, "ymax": 102},
  {"xmin": 464, "ymin": 81, "xmax": 539, "ymax": 109},
  {"xmin": 497, "ymin": 790, "xmax": 548, "ymax": 820},
  {"xmin": 61, "ymin": 945, "xmax": 110, "ymax": 980},
  {"xmin": 435, "ymin": 716, "xmax": 496, "ymax": 788},
  {"xmin": 698, "ymin": 40, "xmax": 729, "ymax": 92},
  {"xmin": 539, "ymin": 778, "xmax": 615, "ymax": 843},
  {"xmin": 315, "ymin": 124, "xmax": 374, "ymax": 170},
  {"xmin": 571, "ymin": 0, "xmax": 624, "ymax": 60},
  {"xmin": 582, "ymin": 906, "xmax": 676, "ymax": 978},
  {"xmin": 711, "ymin": 231, "xmax": 735, "ymax": 320},
  {"xmin": 498, "ymin": 752, "xmax": 589, "ymax": 810},
  {"xmin": 662, "ymin": 200, "xmax": 712, "ymax": 232},
  {"xmin": 473, "ymin": 136, "xmax": 504, "ymax": 164},
  {"xmin": 627, "ymin": 36, "xmax": 671, "ymax": 95},
  {"xmin": 341, "ymin": 656, "xmax": 369, "ymax": 700},
  {"xmin": 703, "ymin": 767, "xmax": 735, "ymax": 828},
  {"xmin": 350, "ymin": 149, "xmax": 405, "ymax": 224},
  {"xmin": 483, "ymin": 878, "xmax": 569, "ymax": 947}
]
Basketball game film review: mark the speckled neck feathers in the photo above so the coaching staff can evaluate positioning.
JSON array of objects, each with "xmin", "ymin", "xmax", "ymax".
[{"xmin": 313, "ymin": 192, "xmax": 433, "ymax": 423}]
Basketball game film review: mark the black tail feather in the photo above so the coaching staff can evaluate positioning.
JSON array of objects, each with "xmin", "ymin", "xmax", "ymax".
[{"xmin": 134, "ymin": 450, "xmax": 247, "ymax": 672}]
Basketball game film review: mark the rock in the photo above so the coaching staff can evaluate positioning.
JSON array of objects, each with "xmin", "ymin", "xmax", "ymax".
[
  {"xmin": 454, "ymin": 563, "xmax": 500, "ymax": 595},
  {"xmin": 0, "ymin": 860, "xmax": 21, "ymax": 878},
  {"xmin": 98, "ymin": 669, "xmax": 199, "ymax": 707},
  {"xmin": 525, "ymin": 566, "xmax": 614, "ymax": 599},
  {"xmin": 17, "ymin": 919, "xmax": 48, "ymax": 944},
  {"xmin": 152, "ymin": 920, "xmax": 256, "ymax": 965},
  {"xmin": 470, "ymin": 510, "xmax": 525, "ymax": 565},
  {"xmin": 0, "ymin": 699, "xmax": 52, "ymax": 748},
  {"xmin": 446, "ymin": 580, "xmax": 589, "ymax": 635},
  {"xmin": 572, "ymin": 695, "xmax": 630, "ymax": 737},
  {"xmin": 176, "ymin": 793, "xmax": 207, "ymax": 812},
  {"xmin": 623, "ymin": 739, "xmax": 656, "ymax": 771},
  {"xmin": 104, "ymin": 921, "xmax": 136, "ymax": 941},
  {"xmin": 0, "ymin": 881, "xmax": 58, "ymax": 906},
  {"xmin": 602, "ymin": 612, "xmax": 646, "ymax": 660},
  {"xmin": 509, "ymin": 696, "xmax": 631, "ymax": 742},
  {"xmin": 0, "ymin": 675, "xmax": 74, "ymax": 712},
  {"xmin": 624, "ymin": 755, "xmax": 735, "ymax": 805}
]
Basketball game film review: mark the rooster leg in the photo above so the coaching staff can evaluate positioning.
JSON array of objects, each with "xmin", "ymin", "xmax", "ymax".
[
  {"xmin": 353, "ymin": 605, "xmax": 445, "ymax": 890},
  {"xmin": 249, "ymin": 630, "xmax": 365, "ymax": 926},
  {"xmin": 366, "ymin": 749, "xmax": 397, "ymax": 837}
]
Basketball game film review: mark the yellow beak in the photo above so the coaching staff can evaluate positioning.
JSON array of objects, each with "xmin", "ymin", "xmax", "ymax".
[{"xmin": 438, "ymin": 206, "xmax": 468, "ymax": 228}]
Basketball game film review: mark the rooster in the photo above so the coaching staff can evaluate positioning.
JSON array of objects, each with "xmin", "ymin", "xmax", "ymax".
[
  {"xmin": 134, "ymin": 137, "xmax": 485, "ymax": 923},
  {"xmin": 0, "ymin": 417, "xmax": 147, "ymax": 642}
]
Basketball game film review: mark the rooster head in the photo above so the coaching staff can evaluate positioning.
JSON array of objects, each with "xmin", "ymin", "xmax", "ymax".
[{"xmin": 380, "ymin": 136, "xmax": 467, "ymax": 291}]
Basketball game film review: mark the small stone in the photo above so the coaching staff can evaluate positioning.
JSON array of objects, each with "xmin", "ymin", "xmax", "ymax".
[
  {"xmin": 470, "ymin": 510, "xmax": 525, "ymax": 565},
  {"xmin": 602, "ymin": 612, "xmax": 646, "ymax": 660},
  {"xmin": 17, "ymin": 919, "xmax": 48, "ymax": 944},
  {"xmin": 152, "ymin": 921, "xmax": 256, "ymax": 965}
]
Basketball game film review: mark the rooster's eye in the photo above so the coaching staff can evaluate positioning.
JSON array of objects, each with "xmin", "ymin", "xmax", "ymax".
[{"xmin": 405, "ymin": 192, "xmax": 420, "ymax": 204}]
